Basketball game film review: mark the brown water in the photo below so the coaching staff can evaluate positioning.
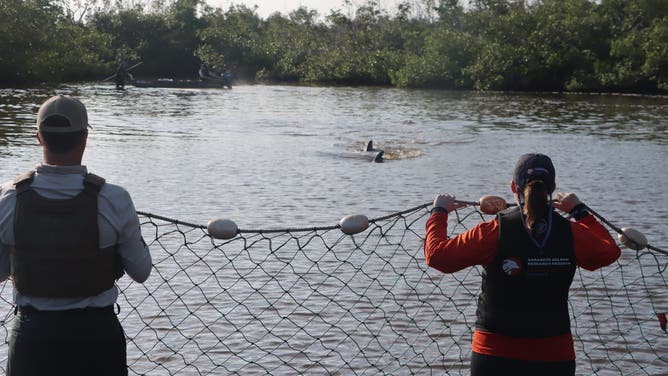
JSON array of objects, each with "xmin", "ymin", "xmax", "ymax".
[
  {"xmin": 1, "ymin": 84, "xmax": 665, "ymax": 243},
  {"xmin": 1, "ymin": 84, "xmax": 667, "ymax": 375}
]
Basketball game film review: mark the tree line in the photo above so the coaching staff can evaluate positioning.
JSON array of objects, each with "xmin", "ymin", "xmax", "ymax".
[{"xmin": 1, "ymin": 0, "xmax": 666, "ymax": 93}]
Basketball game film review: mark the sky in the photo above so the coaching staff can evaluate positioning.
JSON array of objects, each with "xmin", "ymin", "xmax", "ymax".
[{"xmin": 206, "ymin": 0, "xmax": 402, "ymax": 19}]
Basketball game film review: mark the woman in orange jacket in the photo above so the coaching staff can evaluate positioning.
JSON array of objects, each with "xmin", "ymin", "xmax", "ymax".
[{"xmin": 425, "ymin": 153, "xmax": 621, "ymax": 375}]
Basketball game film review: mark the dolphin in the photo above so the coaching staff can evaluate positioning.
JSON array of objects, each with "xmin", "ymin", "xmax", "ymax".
[
  {"xmin": 365, "ymin": 140, "xmax": 385, "ymax": 162},
  {"xmin": 372, "ymin": 150, "xmax": 385, "ymax": 163}
]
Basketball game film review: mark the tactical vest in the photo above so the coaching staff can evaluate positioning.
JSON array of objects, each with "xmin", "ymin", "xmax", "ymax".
[
  {"xmin": 475, "ymin": 207, "xmax": 576, "ymax": 337},
  {"xmin": 10, "ymin": 171, "xmax": 123, "ymax": 298}
]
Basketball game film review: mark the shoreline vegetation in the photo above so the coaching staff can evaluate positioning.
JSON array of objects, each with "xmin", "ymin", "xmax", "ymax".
[{"xmin": 1, "ymin": 0, "xmax": 666, "ymax": 94}]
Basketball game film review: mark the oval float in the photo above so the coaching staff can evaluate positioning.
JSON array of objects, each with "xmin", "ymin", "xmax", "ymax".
[
  {"xmin": 479, "ymin": 195, "xmax": 508, "ymax": 215},
  {"xmin": 207, "ymin": 218, "xmax": 239, "ymax": 239},
  {"xmin": 617, "ymin": 227, "xmax": 648, "ymax": 250},
  {"xmin": 339, "ymin": 214, "xmax": 369, "ymax": 235}
]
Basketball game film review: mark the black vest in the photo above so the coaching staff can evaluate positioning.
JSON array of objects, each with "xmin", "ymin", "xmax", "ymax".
[
  {"xmin": 10, "ymin": 171, "xmax": 123, "ymax": 298},
  {"xmin": 476, "ymin": 207, "xmax": 575, "ymax": 337}
]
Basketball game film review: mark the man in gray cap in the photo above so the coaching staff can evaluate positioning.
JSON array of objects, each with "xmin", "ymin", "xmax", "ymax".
[{"xmin": 0, "ymin": 94, "xmax": 152, "ymax": 375}]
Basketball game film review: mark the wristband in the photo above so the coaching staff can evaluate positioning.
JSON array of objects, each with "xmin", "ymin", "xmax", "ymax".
[
  {"xmin": 569, "ymin": 203, "xmax": 589, "ymax": 220},
  {"xmin": 430, "ymin": 206, "xmax": 448, "ymax": 214}
]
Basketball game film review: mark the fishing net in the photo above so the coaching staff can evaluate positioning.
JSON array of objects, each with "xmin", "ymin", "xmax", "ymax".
[{"xmin": 0, "ymin": 204, "xmax": 665, "ymax": 375}]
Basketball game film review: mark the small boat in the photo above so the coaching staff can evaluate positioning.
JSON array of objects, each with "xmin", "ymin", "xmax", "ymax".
[{"xmin": 131, "ymin": 75, "xmax": 232, "ymax": 89}]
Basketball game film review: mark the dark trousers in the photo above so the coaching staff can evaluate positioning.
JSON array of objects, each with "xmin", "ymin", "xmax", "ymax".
[
  {"xmin": 115, "ymin": 77, "xmax": 125, "ymax": 89},
  {"xmin": 8, "ymin": 306, "xmax": 128, "ymax": 376},
  {"xmin": 471, "ymin": 351, "xmax": 575, "ymax": 376}
]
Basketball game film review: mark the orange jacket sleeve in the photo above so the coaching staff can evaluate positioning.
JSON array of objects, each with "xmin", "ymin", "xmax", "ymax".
[
  {"xmin": 571, "ymin": 215, "xmax": 621, "ymax": 271},
  {"xmin": 424, "ymin": 212, "xmax": 621, "ymax": 273},
  {"xmin": 424, "ymin": 212, "xmax": 499, "ymax": 273}
]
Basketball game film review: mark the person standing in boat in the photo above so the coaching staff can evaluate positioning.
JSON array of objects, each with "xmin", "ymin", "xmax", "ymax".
[
  {"xmin": 199, "ymin": 62, "xmax": 217, "ymax": 81},
  {"xmin": 424, "ymin": 153, "xmax": 621, "ymax": 375},
  {"xmin": 115, "ymin": 60, "xmax": 134, "ymax": 90},
  {"xmin": 199, "ymin": 63, "xmax": 232, "ymax": 88},
  {"xmin": 221, "ymin": 71, "xmax": 233, "ymax": 88},
  {"xmin": 0, "ymin": 95, "xmax": 152, "ymax": 375}
]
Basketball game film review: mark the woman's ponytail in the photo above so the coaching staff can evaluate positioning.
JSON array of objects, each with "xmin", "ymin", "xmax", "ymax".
[{"xmin": 523, "ymin": 180, "xmax": 548, "ymax": 231}]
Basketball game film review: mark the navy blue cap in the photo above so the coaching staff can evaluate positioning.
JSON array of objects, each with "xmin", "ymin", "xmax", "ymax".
[{"xmin": 513, "ymin": 153, "xmax": 556, "ymax": 192}]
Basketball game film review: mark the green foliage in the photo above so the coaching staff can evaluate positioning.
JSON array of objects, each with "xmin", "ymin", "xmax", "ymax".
[
  {"xmin": 593, "ymin": 0, "xmax": 668, "ymax": 91},
  {"xmin": 90, "ymin": 1, "xmax": 203, "ymax": 78},
  {"xmin": 0, "ymin": 0, "xmax": 666, "ymax": 93},
  {"xmin": 196, "ymin": 5, "xmax": 266, "ymax": 79},
  {"xmin": 391, "ymin": 28, "xmax": 476, "ymax": 88},
  {"xmin": 0, "ymin": 0, "xmax": 111, "ymax": 83},
  {"xmin": 643, "ymin": 17, "xmax": 668, "ymax": 90},
  {"xmin": 254, "ymin": 8, "xmax": 327, "ymax": 81},
  {"xmin": 463, "ymin": 2, "xmax": 534, "ymax": 90}
]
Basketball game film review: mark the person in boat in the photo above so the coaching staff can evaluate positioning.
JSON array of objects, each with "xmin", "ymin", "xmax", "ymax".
[
  {"xmin": 199, "ymin": 63, "xmax": 217, "ymax": 81},
  {"xmin": 115, "ymin": 60, "xmax": 134, "ymax": 90},
  {"xmin": 199, "ymin": 63, "xmax": 233, "ymax": 88},
  {"xmin": 0, "ymin": 95, "xmax": 152, "ymax": 375},
  {"xmin": 220, "ymin": 72, "xmax": 233, "ymax": 88},
  {"xmin": 424, "ymin": 153, "xmax": 620, "ymax": 375}
]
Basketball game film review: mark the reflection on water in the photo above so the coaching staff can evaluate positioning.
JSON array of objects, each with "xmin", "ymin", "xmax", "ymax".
[
  {"xmin": 0, "ymin": 84, "xmax": 666, "ymax": 240},
  {"xmin": 3, "ymin": 87, "xmax": 667, "ymax": 144},
  {"xmin": 0, "ymin": 89, "xmax": 45, "ymax": 152},
  {"xmin": 413, "ymin": 90, "xmax": 668, "ymax": 142},
  {"xmin": 0, "ymin": 84, "xmax": 666, "ymax": 374},
  {"xmin": 327, "ymin": 139, "xmax": 424, "ymax": 162}
]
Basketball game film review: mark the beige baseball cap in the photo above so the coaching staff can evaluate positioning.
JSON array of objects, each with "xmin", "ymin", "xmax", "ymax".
[{"xmin": 37, "ymin": 95, "xmax": 91, "ymax": 133}]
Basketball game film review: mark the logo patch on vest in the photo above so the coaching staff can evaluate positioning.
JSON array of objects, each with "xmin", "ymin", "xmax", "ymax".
[
  {"xmin": 534, "ymin": 218, "xmax": 548, "ymax": 235},
  {"xmin": 502, "ymin": 257, "xmax": 523, "ymax": 276},
  {"xmin": 526, "ymin": 257, "xmax": 573, "ymax": 277}
]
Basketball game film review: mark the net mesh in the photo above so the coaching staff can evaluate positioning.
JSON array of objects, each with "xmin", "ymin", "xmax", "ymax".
[{"xmin": 0, "ymin": 204, "xmax": 666, "ymax": 375}]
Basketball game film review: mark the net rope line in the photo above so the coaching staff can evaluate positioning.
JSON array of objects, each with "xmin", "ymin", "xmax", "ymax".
[
  {"xmin": 0, "ymin": 202, "xmax": 665, "ymax": 375},
  {"xmin": 140, "ymin": 205, "xmax": 667, "ymax": 254}
]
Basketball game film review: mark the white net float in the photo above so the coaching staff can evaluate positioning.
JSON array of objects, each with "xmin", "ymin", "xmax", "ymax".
[
  {"xmin": 618, "ymin": 227, "xmax": 648, "ymax": 250},
  {"xmin": 207, "ymin": 218, "xmax": 239, "ymax": 239},
  {"xmin": 339, "ymin": 214, "xmax": 369, "ymax": 235}
]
